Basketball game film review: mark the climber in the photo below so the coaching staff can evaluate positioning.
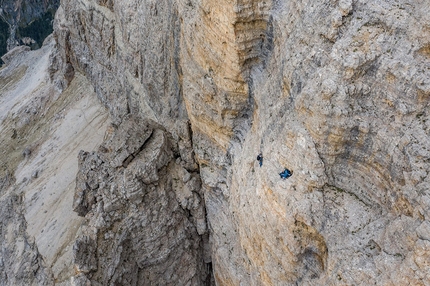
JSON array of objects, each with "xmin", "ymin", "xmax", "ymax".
[
  {"xmin": 279, "ymin": 168, "xmax": 293, "ymax": 179},
  {"xmin": 256, "ymin": 153, "xmax": 263, "ymax": 167}
]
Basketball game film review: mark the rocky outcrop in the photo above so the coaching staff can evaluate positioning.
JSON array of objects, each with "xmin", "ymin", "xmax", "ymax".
[
  {"xmin": 0, "ymin": 172, "xmax": 52, "ymax": 286},
  {"xmin": 0, "ymin": 191, "xmax": 53, "ymax": 286},
  {"xmin": 71, "ymin": 115, "xmax": 210, "ymax": 285}
]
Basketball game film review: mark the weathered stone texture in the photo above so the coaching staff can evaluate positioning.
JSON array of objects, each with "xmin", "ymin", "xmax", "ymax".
[
  {"xmin": 0, "ymin": 188, "xmax": 53, "ymax": 286},
  {"xmin": 71, "ymin": 115, "xmax": 210, "ymax": 285},
  {"xmin": 0, "ymin": 38, "xmax": 110, "ymax": 285},
  {"xmin": 222, "ymin": 0, "xmax": 430, "ymax": 284},
  {"xmin": 1, "ymin": 0, "xmax": 429, "ymax": 284}
]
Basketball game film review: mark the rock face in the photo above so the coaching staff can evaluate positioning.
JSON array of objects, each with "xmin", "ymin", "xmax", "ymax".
[
  {"xmin": 71, "ymin": 115, "xmax": 210, "ymax": 285},
  {"xmin": 0, "ymin": 0, "xmax": 429, "ymax": 285},
  {"xmin": 228, "ymin": 1, "xmax": 430, "ymax": 284},
  {"xmin": 0, "ymin": 175, "xmax": 53, "ymax": 286}
]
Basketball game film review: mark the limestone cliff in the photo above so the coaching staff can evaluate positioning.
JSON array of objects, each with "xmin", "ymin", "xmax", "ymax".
[{"xmin": 0, "ymin": 0, "xmax": 429, "ymax": 285}]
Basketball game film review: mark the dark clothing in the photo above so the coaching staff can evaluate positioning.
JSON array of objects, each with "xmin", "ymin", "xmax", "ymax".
[
  {"xmin": 279, "ymin": 169, "xmax": 292, "ymax": 179},
  {"xmin": 257, "ymin": 154, "xmax": 263, "ymax": 167}
]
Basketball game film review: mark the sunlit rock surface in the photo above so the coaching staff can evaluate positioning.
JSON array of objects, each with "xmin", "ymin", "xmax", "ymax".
[{"xmin": 0, "ymin": 0, "xmax": 429, "ymax": 285}]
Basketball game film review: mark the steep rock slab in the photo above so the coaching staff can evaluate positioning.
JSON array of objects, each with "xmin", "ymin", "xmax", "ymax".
[
  {"xmin": 50, "ymin": 0, "xmax": 199, "ymax": 180},
  {"xmin": 228, "ymin": 0, "xmax": 430, "ymax": 284},
  {"xmin": 16, "ymin": 72, "xmax": 110, "ymax": 284}
]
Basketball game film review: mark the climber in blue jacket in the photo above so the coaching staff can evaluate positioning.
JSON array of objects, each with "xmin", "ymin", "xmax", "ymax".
[{"xmin": 279, "ymin": 168, "xmax": 293, "ymax": 179}]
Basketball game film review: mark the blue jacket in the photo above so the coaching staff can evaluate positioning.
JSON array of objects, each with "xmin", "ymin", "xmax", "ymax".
[{"xmin": 279, "ymin": 169, "xmax": 292, "ymax": 179}]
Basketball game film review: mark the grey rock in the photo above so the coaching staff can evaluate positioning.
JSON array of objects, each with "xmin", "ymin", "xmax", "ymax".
[
  {"xmin": 49, "ymin": 0, "xmax": 430, "ymax": 283},
  {"xmin": 22, "ymin": 147, "xmax": 31, "ymax": 158},
  {"xmin": 73, "ymin": 236, "xmax": 98, "ymax": 274},
  {"xmin": 0, "ymin": 0, "xmax": 428, "ymax": 284},
  {"xmin": 0, "ymin": 191, "xmax": 53, "ymax": 286},
  {"xmin": 1, "ymin": 45, "xmax": 31, "ymax": 65},
  {"xmin": 31, "ymin": 170, "xmax": 38, "ymax": 179},
  {"xmin": 72, "ymin": 115, "xmax": 210, "ymax": 285}
]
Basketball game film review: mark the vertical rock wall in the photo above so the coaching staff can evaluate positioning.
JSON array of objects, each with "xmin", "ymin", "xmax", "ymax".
[
  {"xmin": 177, "ymin": 1, "xmax": 276, "ymax": 283},
  {"xmin": 46, "ymin": 0, "xmax": 430, "ymax": 284},
  {"xmin": 50, "ymin": 1, "xmax": 211, "ymax": 284},
  {"xmin": 224, "ymin": 0, "xmax": 430, "ymax": 284}
]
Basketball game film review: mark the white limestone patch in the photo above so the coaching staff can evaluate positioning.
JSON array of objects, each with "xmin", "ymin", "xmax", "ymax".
[
  {"xmin": 0, "ymin": 39, "xmax": 111, "ymax": 283},
  {"xmin": 14, "ymin": 74, "xmax": 110, "ymax": 281}
]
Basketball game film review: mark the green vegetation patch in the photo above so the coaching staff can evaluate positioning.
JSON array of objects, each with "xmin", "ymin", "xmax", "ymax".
[
  {"xmin": 0, "ymin": 20, "xmax": 9, "ymax": 65},
  {"xmin": 17, "ymin": 11, "xmax": 56, "ymax": 50}
]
